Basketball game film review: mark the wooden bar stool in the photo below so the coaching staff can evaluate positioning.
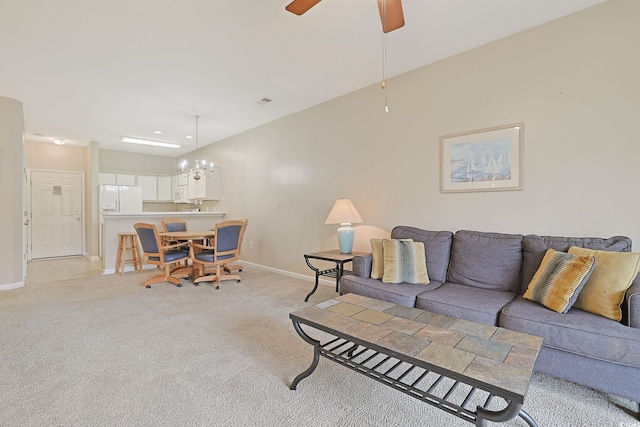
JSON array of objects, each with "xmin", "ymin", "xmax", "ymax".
[{"xmin": 115, "ymin": 232, "xmax": 143, "ymax": 275}]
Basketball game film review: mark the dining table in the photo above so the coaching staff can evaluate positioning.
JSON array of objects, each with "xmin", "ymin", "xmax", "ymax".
[
  {"xmin": 159, "ymin": 230, "xmax": 216, "ymax": 242},
  {"xmin": 158, "ymin": 230, "xmax": 216, "ymax": 279}
]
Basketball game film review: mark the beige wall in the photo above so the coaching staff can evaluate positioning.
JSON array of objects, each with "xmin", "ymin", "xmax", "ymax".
[
  {"xmin": 86, "ymin": 142, "xmax": 100, "ymax": 258},
  {"xmin": 99, "ymin": 149, "xmax": 176, "ymax": 174},
  {"xmin": 25, "ymin": 140, "xmax": 88, "ymax": 171},
  {"xmin": 194, "ymin": 0, "xmax": 640, "ymax": 277},
  {"xmin": 0, "ymin": 97, "xmax": 25, "ymax": 288}
]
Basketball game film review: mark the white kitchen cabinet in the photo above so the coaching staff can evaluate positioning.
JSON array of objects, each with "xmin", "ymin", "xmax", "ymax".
[
  {"xmin": 98, "ymin": 172, "xmax": 117, "ymax": 185},
  {"xmin": 176, "ymin": 172, "xmax": 189, "ymax": 187},
  {"xmin": 186, "ymin": 166, "xmax": 222, "ymax": 201},
  {"xmin": 188, "ymin": 174, "xmax": 206, "ymax": 200},
  {"xmin": 157, "ymin": 176, "xmax": 172, "ymax": 201},
  {"xmin": 137, "ymin": 175, "xmax": 157, "ymax": 201},
  {"xmin": 116, "ymin": 174, "xmax": 136, "ymax": 185}
]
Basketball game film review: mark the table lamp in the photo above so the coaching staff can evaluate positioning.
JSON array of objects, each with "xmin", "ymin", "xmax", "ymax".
[{"xmin": 325, "ymin": 198, "xmax": 363, "ymax": 254}]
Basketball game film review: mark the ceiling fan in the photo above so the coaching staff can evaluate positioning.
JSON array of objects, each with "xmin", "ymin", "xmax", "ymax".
[{"xmin": 285, "ymin": 0, "xmax": 405, "ymax": 33}]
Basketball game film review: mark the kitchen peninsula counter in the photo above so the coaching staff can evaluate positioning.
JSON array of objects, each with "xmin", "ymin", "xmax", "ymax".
[{"xmin": 101, "ymin": 212, "xmax": 225, "ymax": 274}]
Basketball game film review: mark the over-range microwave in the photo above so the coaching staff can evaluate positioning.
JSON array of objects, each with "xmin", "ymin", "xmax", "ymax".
[{"xmin": 173, "ymin": 186, "xmax": 188, "ymax": 204}]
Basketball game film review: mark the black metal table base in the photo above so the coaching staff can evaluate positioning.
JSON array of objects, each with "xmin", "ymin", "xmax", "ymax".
[
  {"xmin": 290, "ymin": 321, "xmax": 537, "ymax": 427},
  {"xmin": 303, "ymin": 256, "xmax": 350, "ymax": 302}
]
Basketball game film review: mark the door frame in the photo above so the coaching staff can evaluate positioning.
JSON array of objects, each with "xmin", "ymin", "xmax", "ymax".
[{"xmin": 27, "ymin": 168, "xmax": 86, "ymax": 261}]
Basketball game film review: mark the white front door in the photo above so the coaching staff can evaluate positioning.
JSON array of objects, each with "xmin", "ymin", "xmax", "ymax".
[{"xmin": 30, "ymin": 171, "xmax": 83, "ymax": 259}]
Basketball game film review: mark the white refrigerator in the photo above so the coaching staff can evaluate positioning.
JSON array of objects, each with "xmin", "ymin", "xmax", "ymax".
[
  {"xmin": 98, "ymin": 185, "xmax": 143, "ymax": 258},
  {"xmin": 98, "ymin": 185, "xmax": 143, "ymax": 214}
]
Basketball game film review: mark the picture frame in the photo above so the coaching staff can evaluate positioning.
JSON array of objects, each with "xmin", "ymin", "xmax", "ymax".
[{"xmin": 440, "ymin": 123, "xmax": 524, "ymax": 193}]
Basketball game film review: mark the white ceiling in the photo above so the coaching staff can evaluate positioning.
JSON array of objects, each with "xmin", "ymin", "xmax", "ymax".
[{"xmin": 0, "ymin": 0, "xmax": 606, "ymax": 157}]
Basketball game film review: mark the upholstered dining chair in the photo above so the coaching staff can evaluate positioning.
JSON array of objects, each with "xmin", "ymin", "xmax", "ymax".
[
  {"xmin": 161, "ymin": 218, "xmax": 187, "ymax": 233},
  {"xmin": 160, "ymin": 218, "xmax": 190, "ymax": 264},
  {"xmin": 134, "ymin": 222, "xmax": 192, "ymax": 288},
  {"xmin": 189, "ymin": 219, "xmax": 248, "ymax": 289}
]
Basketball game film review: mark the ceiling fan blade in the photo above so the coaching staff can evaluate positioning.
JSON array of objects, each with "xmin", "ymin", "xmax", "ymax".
[
  {"xmin": 285, "ymin": 0, "xmax": 322, "ymax": 16},
  {"xmin": 377, "ymin": 0, "xmax": 405, "ymax": 33}
]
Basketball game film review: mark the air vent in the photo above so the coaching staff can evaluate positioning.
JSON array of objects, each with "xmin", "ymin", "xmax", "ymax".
[{"xmin": 256, "ymin": 97, "xmax": 274, "ymax": 106}]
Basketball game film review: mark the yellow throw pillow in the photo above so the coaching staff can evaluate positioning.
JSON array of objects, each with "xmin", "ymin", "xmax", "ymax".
[
  {"xmin": 524, "ymin": 249, "xmax": 595, "ymax": 313},
  {"xmin": 370, "ymin": 238, "xmax": 385, "ymax": 279},
  {"xmin": 568, "ymin": 246, "xmax": 640, "ymax": 321},
  {"xmin": 382, "ymin": 239, "xmax": 429, "ymax": 285}
]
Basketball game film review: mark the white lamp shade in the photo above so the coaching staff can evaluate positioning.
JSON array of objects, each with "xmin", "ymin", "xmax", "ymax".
[{"xmin": 324, "ymin": 199, "xmax": 363, "ymax": 225}]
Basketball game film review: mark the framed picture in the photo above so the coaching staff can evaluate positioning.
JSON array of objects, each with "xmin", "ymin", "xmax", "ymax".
[{"xmin": 440, "ymin": 123, "xmax": 524, "ymax": 193}]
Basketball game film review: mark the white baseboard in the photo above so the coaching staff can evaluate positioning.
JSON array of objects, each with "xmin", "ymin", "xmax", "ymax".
[
  {"xmin": 103, "ymin": 264, "xmax": 156, "ymax": 275},
  {"xmin": 101, "ymin": 259, "xmax": 335, "ymax": 288},
  {"xmin": 0, "ymin": 281, "xmax": 25, "ymax": 291},
  {"xmin": 238, "ymin": 260, "xmax": 336, "ymax": 286}
]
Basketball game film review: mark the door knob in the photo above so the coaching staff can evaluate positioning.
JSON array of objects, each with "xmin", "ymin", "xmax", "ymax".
[{"xmin": 24, "ymin": 220, "xmax": 30, "ymax": 226}]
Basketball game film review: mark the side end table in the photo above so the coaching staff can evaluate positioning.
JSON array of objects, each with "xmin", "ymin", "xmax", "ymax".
[{"xmin": 303, "ymin": 250, "xmax": 366, "ymax": 302}]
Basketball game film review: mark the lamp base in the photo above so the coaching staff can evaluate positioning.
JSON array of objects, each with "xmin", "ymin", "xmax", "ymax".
[{"xmin": 336, "ymin": 223, "xmax": 354, "ymax": 254}]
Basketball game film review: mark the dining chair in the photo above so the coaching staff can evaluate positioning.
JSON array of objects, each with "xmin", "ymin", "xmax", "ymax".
[
  {"xmin": 134, "ymin": 222, "xmax": 192, "ymax": 288},
  {"xmin": 161, "ymin": 218, "xmax": 190, "ymax": 264},
  {"xmin": 161, "ymin": 218, "xmax": 187, "ymax": 233},
  {"xmin": 189, "ymin": 219, "xmax": 248, "ymax": 289}
]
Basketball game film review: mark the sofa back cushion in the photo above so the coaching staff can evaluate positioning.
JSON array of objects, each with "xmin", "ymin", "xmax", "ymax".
[
  {"xmin": 521, "ymin": 234, "xmax": 632, "ymax": 295},
  {"xmin": 390, "ymin": 226, "xmax": 453, "ymax": 283},
  {"xmin": 447, "ymin": 230, "xmax": 524, "ymax": 292}
]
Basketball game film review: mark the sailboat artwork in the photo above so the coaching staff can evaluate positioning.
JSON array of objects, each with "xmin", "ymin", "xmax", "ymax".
[
  {"xmin": 450, "ymin": 137, "xmax": 512, "ymax": 183},
  {"xmin": 440, "ymin": 123, "xmax": 523, "ymax": 193}
]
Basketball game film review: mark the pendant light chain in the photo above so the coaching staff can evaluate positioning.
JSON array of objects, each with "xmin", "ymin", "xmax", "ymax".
[{"xmin": 382, "ymin": 0, "xmax": 389, "ymax": 113}]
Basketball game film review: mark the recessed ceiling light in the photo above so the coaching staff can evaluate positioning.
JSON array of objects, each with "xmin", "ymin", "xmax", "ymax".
[
  {"xmin": 153, "ymin": 130, "xmax": 163, "ymax": 134},
  {"xmin": 53, "ymin": 139, "xmax": 65, "ymax": 145},
  {"xmin": 121, "ymin": 137, "xmax": 180, "ymax": 148},
  {"xmin": 185, "ymin": 135, "xmax": 193, "ymax": 139}
]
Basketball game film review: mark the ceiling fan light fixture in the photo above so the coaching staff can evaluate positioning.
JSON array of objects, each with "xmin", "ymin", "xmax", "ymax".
[{"xmin": 121, "ymin": 137, "xmax": 180, "ymax": 148}]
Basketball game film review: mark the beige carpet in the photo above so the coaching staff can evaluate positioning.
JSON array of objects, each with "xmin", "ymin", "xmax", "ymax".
[{"xmin": 1, "ymin": 264, "xmax": 638, "ymax": 426}]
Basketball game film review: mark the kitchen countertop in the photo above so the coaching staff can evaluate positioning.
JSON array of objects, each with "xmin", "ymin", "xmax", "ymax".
[{"xmin": 102, "ymin": 211, "xmax": 225, "ymax": 218}]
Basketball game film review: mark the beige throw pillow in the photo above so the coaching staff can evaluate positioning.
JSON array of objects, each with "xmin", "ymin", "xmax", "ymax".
[
  {"xmin": 382, "ymin": 239, "xmax": 430, "ymax": 285},
  {"xmin": 370, "ymin": 238, "xmax": 385, "ymax": 279},
  {"xmin": 370, "ymin": 238, "xmax": 413, "ymax": 280}
]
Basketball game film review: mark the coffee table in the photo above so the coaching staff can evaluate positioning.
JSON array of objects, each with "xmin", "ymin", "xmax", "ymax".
[{"xmin": 289, "ymin": 294, "xmax": 543, "ymax": 426}]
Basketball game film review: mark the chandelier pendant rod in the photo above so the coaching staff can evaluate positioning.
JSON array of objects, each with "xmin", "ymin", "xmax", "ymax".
[{"xmin": 382, "ymin": 0, "xmax": 389, "ymax": 113}]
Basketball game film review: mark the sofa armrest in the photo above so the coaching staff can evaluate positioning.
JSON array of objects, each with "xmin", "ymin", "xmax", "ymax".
[
  {"xmin": 624, "ymin": 275, "xmax": 640, "ymax": 328},
  {"xmin": 351, "ymin": 254, "xmax": 373, "ymax": 278}
]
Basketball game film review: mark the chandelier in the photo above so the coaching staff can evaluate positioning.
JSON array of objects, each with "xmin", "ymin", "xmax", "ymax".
[{"xmin": 181, "ymin": 115, "xmax": 214, "ymax": 181}]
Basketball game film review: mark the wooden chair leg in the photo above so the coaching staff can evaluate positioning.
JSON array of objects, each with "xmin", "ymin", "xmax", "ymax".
[{"xmin": 115, "ymin": 235, "xmax": 125, "ymax": 275}]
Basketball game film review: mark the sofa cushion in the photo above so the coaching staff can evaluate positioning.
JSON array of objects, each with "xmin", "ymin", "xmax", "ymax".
[
  {"xmin": 521, "ymin": 234, "xmax": 632, "ymax": 295},
  {"xmin": 501, "ymin": 297, "xmax": 640, "ymax": 367},
  {"xmin": 340, "ymin": 274, "xmax": 440, "ymax": 307},
  {"xmin": 382, "ymin": 239, "xmax": 429, "ymax": 285},
  {"xmin": 415, "ymin": 282, "xmax": 516, "ymax": 326},
  {"xmin": 390, "ymin": 226, "xmax": 453, "ymax": 283},
  {"xmin": 447, "ymin": 230, "xmax": 523, "ymax": 292},
  {"xmin": 568, "ymin": 247, "xmax": 640, "ymax": 322},
  {"xmin": 523, "ymin": 249, "xmax": 595, "ymax": 313}
]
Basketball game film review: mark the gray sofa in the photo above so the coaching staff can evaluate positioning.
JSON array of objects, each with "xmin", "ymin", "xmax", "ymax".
[{"xmin": 340, "ymin": 226, "xmax": 640, "ymax": 407}]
